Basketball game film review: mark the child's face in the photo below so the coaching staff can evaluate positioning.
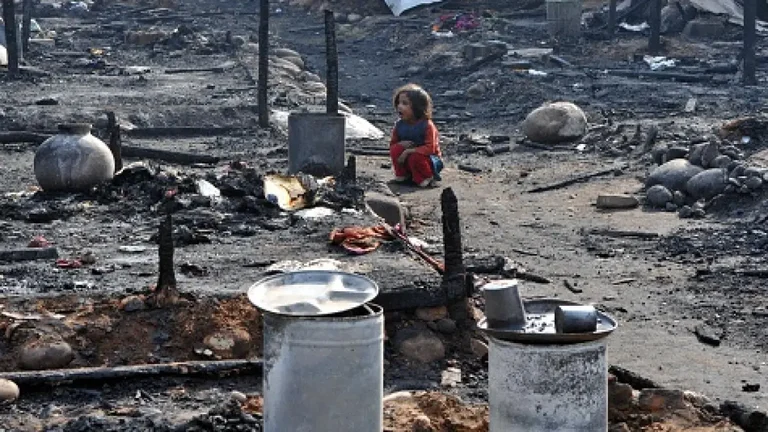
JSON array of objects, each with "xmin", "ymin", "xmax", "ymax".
[{"xmin": 396, "ymin": 93, "xmax": 414, "ymax": 122}]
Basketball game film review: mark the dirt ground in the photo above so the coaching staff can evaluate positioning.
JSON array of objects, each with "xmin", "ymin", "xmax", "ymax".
[{"xmin": 1, "ymin": 0, "xmax": 767, "ymax": 430}]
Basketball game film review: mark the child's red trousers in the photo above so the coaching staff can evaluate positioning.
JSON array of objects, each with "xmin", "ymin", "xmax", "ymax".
[{"xmin": 390, "ymin": 143, "xmax": 434, "ymax": 184}]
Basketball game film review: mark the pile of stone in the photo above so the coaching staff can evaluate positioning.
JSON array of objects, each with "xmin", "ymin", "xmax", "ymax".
[{"xmin": 645, "ymin": 137, "xmax": 766, "ymax": 218}]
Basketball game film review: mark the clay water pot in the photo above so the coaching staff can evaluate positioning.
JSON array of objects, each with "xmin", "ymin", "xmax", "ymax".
[{"xmin": 34, "ymin": 123, "xmax": 115, "ymax": 192}]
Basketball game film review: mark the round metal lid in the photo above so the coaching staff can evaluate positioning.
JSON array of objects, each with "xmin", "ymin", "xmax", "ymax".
[
  {"xmin": 247, "ymin": 270, "xmax": 379, "ymax": 316},
  {"xmin": 477, "ymin": 298, "xmax": 618, "ymax": 344}
]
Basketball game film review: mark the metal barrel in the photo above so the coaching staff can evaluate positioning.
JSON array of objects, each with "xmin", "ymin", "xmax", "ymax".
[
  {"xmin": 263, "ymin": 303, "xmax": 384, "ymax": 432},
  {"xmin": 489, "ymin": 338, "xmax": 608, "ymax": 432},
  {"xmin": 555, "ymin": 305, "xmax": 598, "ymax": 334},
  {"xmin": 288, "ymin": 112, "xmax": 346, "ymax": 177}
]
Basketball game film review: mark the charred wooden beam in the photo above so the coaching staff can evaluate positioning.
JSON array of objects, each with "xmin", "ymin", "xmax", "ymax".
[
  {"xmin": 21, "ymin": 0, "xmax": 33, "ymax": 56},
  {"xmin": 153, "ymin": 214, "xmax": 179, "ymax": 307},
  {"xmin": 106, "ymin": 112, "xmax": 123, "ymax": 172},
  {"xmin": 743, "ymin": 0, "xmax": 757, "ymax": 85},
  {"xmin": 257, "ymin": 0, "xmax": 269, "ymax": 127},
  {"xmin": 2, "ymin": 0, "xmax": 20, "ymax": 76},
  {"xmin": 649, "ymin": 0, "xmax": 662, "ymax": 53},
  {"xmin": 324, "ymin": 9, "xmax": 339, "ymax": 115}
]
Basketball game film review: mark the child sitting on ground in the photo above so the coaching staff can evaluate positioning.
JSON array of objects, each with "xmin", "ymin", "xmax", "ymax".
[{"xmin": 389, "ymin": 83, "xmax": 443, "ymax": 188}]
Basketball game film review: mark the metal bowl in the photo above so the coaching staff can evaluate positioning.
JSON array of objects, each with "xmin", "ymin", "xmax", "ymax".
[
  {"xmin": 247, "ymin": 270, "xmax": 379, "ymax": 316},
  {"xmin": 477, "ymin": 298, "xmax": 618, "ymax": 344}
]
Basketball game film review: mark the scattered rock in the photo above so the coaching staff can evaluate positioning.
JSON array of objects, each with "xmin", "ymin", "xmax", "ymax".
[
  {"xmin": 0, "ymin": 379, "xmax": 20, "ymax": 402},
  {"xmin": 19, "ymin": 340, "xmax": 75, "ymax": 370},
  {"xmin": 665, "ymin": 202, "xmax": 678, "ymax": 212},
  {"xmin": 203, "ymin": 328, "xmax": 252, "ymax": 358},
  {"xmin": 666, "ymin": 146, "xmax": 688, "ymax": 161},
  {"xmin": 119, "ymin": 295, "xmax": 146, "ymax": 312},
  {"xmin": 230, "ymin": 391, "xmax": 248, "ymax": 403},
  {"xmin": 411, "ymin": 414, "xmax": 433, "ymax": 432},
  {"xmin": 678, "ymin": 205, "xmax": 693, "ymax": 218},
  {"xmin": 522, "ymin": 102, "xmax": 587, "ymax": 144},
  {"xmin": 711, "ymin": 155, "xmax": 732, "ymax": 169},
  {"xmin": 742, "ymin": 383, "xmax": 761, "ymax": 392},
  {"xmin": 744, "ymin": 167, "xmax": 763, "ymax": 177},
  {"xmin": 440, "ymin": 367, "xmax": 462, "ymax": 387},
  {"xmin": 125, "ymin": 30, "xmax": 168, "ymax": 45},
  {"xmin": 415, "ymin": 306, "xmax": 448, "ymax": 322},
  {"xmin": 470, "ymin": 338, "xmax": 489, "ymax": 359},
  {"xmin": 608, "ymin": 380, "xmax": 635, "ymax": 409},
  {"xmin": 686, "ymin": 168, "xmax": 728, "ymax": 200},
  {"xmin": 435, "ymin": 318, "xmax": 457, "ymax": 334},
  {"xmin": 673, "ymin": 190, "xmax": 687, "ymax": 206},
  {"xmin": 230, "ymin": 35, "xmax": 248, "ymax": 48},
  {"xmin": 646, "ymin": 159, "xmax": 704, "ymax": 192},
  {"xmin": 745, "ymin": 176, "xmax": 763, "ymax": 190},
  {"xmin": 701, "ymin": 141, "xmax": 720, "ymax": 168},
  {"xmin": 646, "ymin": 185, "xmax": 674, "ymax": 208},
  {"xmin": 688, "ymin": 143, "xmax": 707, "ymax": 166},
  {"xmin": 466, "ymin": 82, "xmax": 487, "ymax": 99},
  {"xmin": 694, "ymin": 324, "xmax": 723, "ymax": 347},
  {"xmin": 396, "ymin": 328, "xmax": 446, "ymax": 363},
  {"xmin": 638, "ymin": 388, "xmax": 687, "ymax": 412},
  {"xmin": 596, "ymin": 194, "xmax": 639, "ymax": 209},
  {"xmin": 365, "ymin": 192, "xmax": 405, "ymax": 227}
]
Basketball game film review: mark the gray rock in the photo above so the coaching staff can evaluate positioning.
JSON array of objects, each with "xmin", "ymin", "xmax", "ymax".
[
  {"xmin": 120, "ymin": 295, "xmax": 146, "ymax": 312},
  {"xmin": 274, "ymin": 47, "xmax": 301, "ymax": 59},
  {"xmin": 646, "ymin": 159, "xmax": 704, "ymax": 192},
  {"xmin": 651, "ymin": 144, "xmax": 669, "ymax": 166},
  {"xmin": 466, "ymin": 82, "xmax": 487, "ymax": 99},
  {"xmin": 693, "ymin": 208, "xmax": 706, "ymax": 218},
  {"xmin": 365, "ymin": 193, "xmax": 405, "ymax": 227},
  {"xmin": 596, "ymin": 194, "xmax": 639, "ymax": 209},
  {"xmin": 673, "ymin": 190, "xmax": 687, "ymax": 206},
  {"xmin": 230, "ymin": 391, "xmax": 248, "ymax": 403},
  {"xmin": 744, "ymin": 167, "xmax": 764, "ymax": 177},
  {"xmin": 19, "ymin": 340, "xmax": 74, "ymax": 370},
  {"xmin": 435, "ymin": 318, "xmax": 458, "ymax": 334},
  {"xmin": 230, "ymin": 35, "xmax": 247, "ymax": 48},
  {"xmin": 701, "ymin": 141, "xmax": 720, "ymax": 168},
  {"xmin": 0, "ymin": 379, "xmax": 19, "ymax": 402},
  {"xmin": 395, "ymin": 328, "xmax": 446, "ymax": 363},
  {"xmin": 415, "ymin": 306, "xmax": 448, "ymax": 322},
  {"xmin": 679, "ymin": 205, "xmax": 693, "ymax": 218},
  {"xmin": 646, "ymin": 185, "xmax": 674, "ymax": 207},
  {"xmin": 665, "ymin": 202, "xmax": 678, "ymax": 212},
  {"xmin": 710, "ymin": 155, "xmax": 731, "ymax": 169},
  {"xmin": 730, "ymin": 163, "xmax": 746, "ymax": 178},
  {"xmin": 688, "ymin": 143, "xmax": 707, "ymax": 166},
  {"xmin": 522, "ymin": 102, "xmax": 587, "ymax": 144},
  {"xmin": 745, "ymin": 176, "xmax": 763, "ymax": 190},
  {"xmin": 686, "ymin": 168, "xmax": 728, "ymax": 200},
  {"xmin": 721, "ymin": 146, "xmax": 742, "ymax": 161},
  {"xmin": 665, "ymin": 146, "xmax": 688, "ymax": 161}
]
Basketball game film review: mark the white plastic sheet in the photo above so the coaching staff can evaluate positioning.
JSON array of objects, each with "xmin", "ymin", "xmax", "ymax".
[{"xmin": 385, "ymin": 0, "xmax": 444, "ymax": 16}]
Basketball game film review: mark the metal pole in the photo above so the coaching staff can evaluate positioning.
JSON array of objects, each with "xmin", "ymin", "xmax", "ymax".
[
  {"xmin": 743, "ymin": 0, "xmax": 757, "ymax": 85},
  {"xmin": 21, "ymin": 0, "xmax": 33, "ymax": 56},
  {"xmin": 607, "ymin": 0, "xmax": 617, "ymax": 37},
  {"xmin": 2, "ymin": 0, "xmax": 20, "ymax": 76},
  {"xmin": 257, "ymin": 0, "xmax": 269, "ymax": 127},
  {"xmin": 648, "ymin": 0, "xmax": 662, "ymax": 53},
  {"xmin": 324, "ymin": 9, "xmax": 339, "ymax": 115}
]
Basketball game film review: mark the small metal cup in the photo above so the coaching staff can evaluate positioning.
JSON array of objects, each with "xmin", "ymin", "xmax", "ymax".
[
  {"xmin": 483, "ymin": 279, "xmax": 526, "ymax": 329},
  {"xmin": 555, "ymin": 305, "xmax": 598, "ymax": 333}
]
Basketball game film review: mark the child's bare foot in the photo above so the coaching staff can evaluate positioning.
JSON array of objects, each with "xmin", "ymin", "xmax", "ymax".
[{"xmin": 418, "ymin": 177, "xmax": 435, "ymax": 188}]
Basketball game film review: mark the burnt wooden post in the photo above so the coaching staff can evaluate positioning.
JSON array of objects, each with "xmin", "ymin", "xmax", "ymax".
[
  {"xmin": 106, "ymin": 111, "xmax": 123, "ymax": 172},
  {"xmin": 607, "ymin": 0, "xmax": 617, "ymax": 36},
  {"xmin": 324, "ymin": 9, "xmax": 339, "ymax": 115},
  {"xmin": 257, "ymin": 0, "xmax": 269, "ymax": 127},
  {"xmin": 648, "ymin": 0, "xmax": 662, "ymax": 53},
  {"xmin": 440, "ymin": 187, "xmax": 472, "ymax": 325},
  {"xmin": 154, "ymin": 213, "xmax": 179, "ymax": 307},
  {"xmin": 21, "ymin": 0, "xmax": 32, "ymax": 56},
  {"xmin": 743, "ymin": 0, "xmax": 757, "ymax": 85},
  {"xmin": 2, "ymin": 0, "xmax": 20, "ymax": 76}
]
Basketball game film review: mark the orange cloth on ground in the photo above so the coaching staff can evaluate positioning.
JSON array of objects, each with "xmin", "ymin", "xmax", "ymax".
[{"xmin": 329, "ymin": 225, "xmax": 393, "ymax": 255}]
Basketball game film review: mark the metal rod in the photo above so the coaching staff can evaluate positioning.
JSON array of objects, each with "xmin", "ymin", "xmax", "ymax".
[
  {"xmin": 2, "ymin": 0, "xmax": 20, "ymax": 76},
  {"xmin": 743, "ymin": 0, "xmax": 757, "ymax": 85},
  {"xmin": 607, "ymin": 0, "xmax": 617, "ymax": 36},
  {"xmin": 648, "ymin": 0, "xmax": 662, "ymax": 53},
  {"xmin": 21, "ymin": 0, "xmax": 32, "ymax": 56},
  {"xmin": 257, "ymin": 0, "xmax": 269, "ymax": 127},
  {"xmin": 324, "ymin": 9, "xmax": 339, "ymax": 115}
]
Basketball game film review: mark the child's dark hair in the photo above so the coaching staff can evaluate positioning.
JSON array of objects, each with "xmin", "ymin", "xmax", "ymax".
[{"xmin": 393, "ymin": 83, "xmax": 433, "ymax": 120}]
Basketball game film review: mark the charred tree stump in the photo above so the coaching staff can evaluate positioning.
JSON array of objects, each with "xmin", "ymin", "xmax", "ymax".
[
  {"xmin": 607, "ymin": 0, "xmax": 617, "ymax": 36},
  {"xmin": 106, "ymin": 112, "xmax": 123, "ymax": 172},
  {"xmin": 153, "ymin": 213, "xmax": 179, "ymax": 307},
  {"xmin": 743, "ymin": 0, "xmax": 757, "ymax": 85},
  {"xmin": 340, "ymin": 155, "xmax": 356, "ymax": 183},
  {"xmin": 649, "ymin": 0, "xmax": 662, "ymax": 53},
  {"xmin": 324, "ymin": 9, "xmax": 339, "ymax": 115},
  {"xmin": 257, "ymin": 0, "xmax": 269, "ymax": 127},
  {"xmin": 2, "ymin": 0, "xmax": 20, "ymax": 76},
  {"xmin": 21, "ymin": 0, "xmax": 33, "ymax": 56}
]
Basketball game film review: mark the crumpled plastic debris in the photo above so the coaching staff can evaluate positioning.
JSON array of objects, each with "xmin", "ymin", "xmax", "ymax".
[
  {"xmin": 433, "ymin": 13, "xmax": 480, "ymax": 32},
  {"xmin": 329, "ymin": 225, "xmax": 393, "ymax": 255},
  {"xmin": 56, "ymin": 258, "xmax": 83, "ymax": 269},
  {"xmin": 28, "ymin": 235, "xmax": 50, "ymax": 248},
  {"xmin": 643, "ymin": 55, "xmax": 676, "ymax": 71},
  {"xmin": 619, "ymin": 22, "xmax": 650, "ymax": 32},
  {"xmin": 263, "ymin": 173, "xmax": 334, "ymax": 211}
]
